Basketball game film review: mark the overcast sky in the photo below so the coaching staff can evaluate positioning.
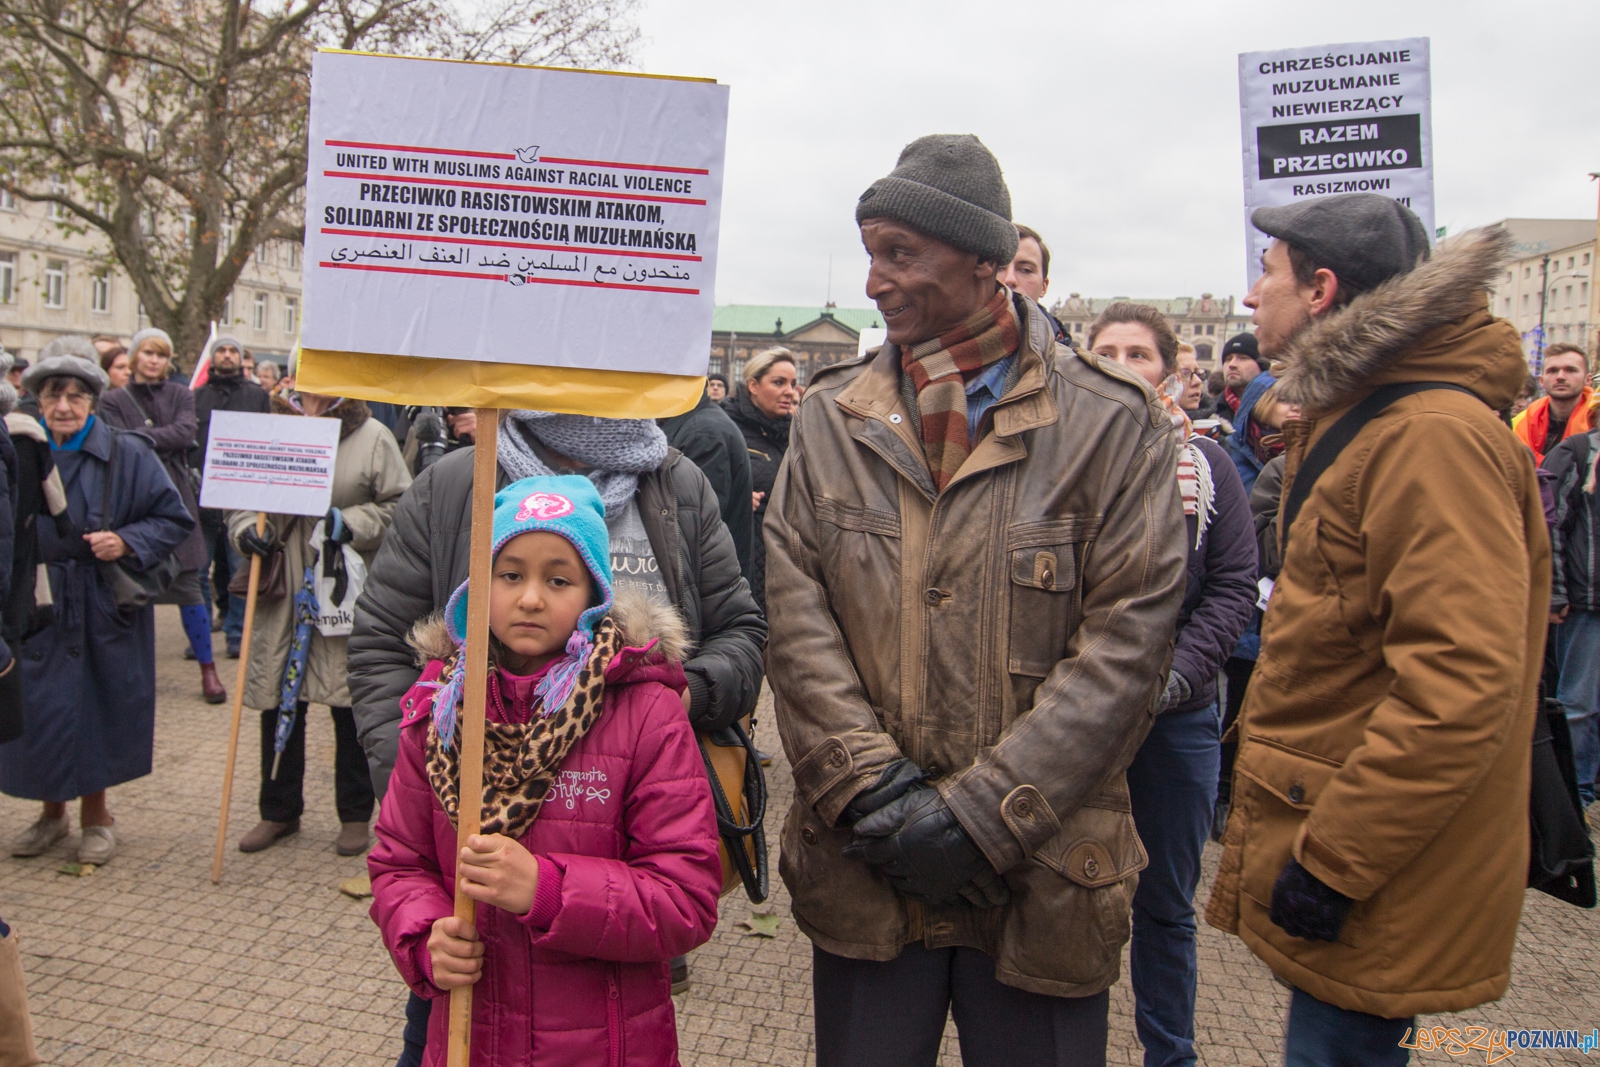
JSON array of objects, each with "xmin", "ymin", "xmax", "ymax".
[{"xmin": 636, "ymin": 0, "xmax": 1600, "ymax": 311}]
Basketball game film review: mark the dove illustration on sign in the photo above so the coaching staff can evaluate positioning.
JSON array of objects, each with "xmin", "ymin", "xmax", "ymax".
[{"xmin": 515, "ymin": 146, "xmax": 540, "ymax": 163}]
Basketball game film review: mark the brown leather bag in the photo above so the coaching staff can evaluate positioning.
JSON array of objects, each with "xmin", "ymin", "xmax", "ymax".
[
  {"xmin": 697, "ymin": 714, "xmax": 767, "ymax": 901},
  {"xmin": 227, "ymin": 547, "xmax": 287, "ymax": 602}
]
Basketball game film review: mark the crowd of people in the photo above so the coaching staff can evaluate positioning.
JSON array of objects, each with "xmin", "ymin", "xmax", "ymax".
[{"xmin": 0, "ymin": 132, "xmax": 1592, "ymax": 1067}]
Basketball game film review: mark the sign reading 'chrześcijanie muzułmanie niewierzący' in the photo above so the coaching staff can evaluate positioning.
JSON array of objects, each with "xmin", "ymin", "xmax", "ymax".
[{"xmin": 1238, "ymin": 37, "xmax": 1433, "ymax": 284}]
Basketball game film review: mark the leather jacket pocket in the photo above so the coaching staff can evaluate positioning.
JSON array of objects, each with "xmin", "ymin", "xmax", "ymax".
[
  {"xmin": 778, "ymin": 802, "xmax": 907, "ymax": 955},
  {"xmin": 1006, "ymin": 526, "xmax": 1084, "ymax": 679},
  {"xmin": 992, "ymin": 782, "xmax": 1146, "ymax": 994}
]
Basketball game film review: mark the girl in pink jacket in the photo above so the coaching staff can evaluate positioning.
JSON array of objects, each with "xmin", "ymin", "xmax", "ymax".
[{"xmin": 368, "ymin": 475, "xmax": 721, "ymax": 1067}]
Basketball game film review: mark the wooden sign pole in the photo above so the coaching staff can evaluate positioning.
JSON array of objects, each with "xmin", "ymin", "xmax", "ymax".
[
  {"xmin": 447, "ymin": 410, "xmax": 498, "ymax": 1067},
  {"xmin": 211, "ymin": 512, "xmax": 268, "ymax": 885}
]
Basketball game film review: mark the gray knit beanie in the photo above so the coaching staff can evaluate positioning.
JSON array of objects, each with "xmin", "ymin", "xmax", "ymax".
[
  {"xmin": 856, "ymin": 134, "xmax": 1017, "ymax": 265},
  {"xmin": 130, "ymin": 327, "xmax": 173, "ymax": 354}
]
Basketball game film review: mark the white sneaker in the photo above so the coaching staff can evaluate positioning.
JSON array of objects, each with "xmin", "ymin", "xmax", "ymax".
[
  {"xmin": 77, "ymin": 825, "xmax": 116, "ymax": 866},
  {"xmin": 10, "ymin": 815, "xmax": 70, "ymax": 857}
]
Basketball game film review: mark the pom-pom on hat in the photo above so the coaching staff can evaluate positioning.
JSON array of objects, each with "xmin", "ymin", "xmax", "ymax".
[{"xmin": 430, "ymin": 476, "xmax": 614, "ymax": 744}]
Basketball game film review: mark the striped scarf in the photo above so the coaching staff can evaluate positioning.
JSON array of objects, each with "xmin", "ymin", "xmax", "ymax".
[
  {"xmin": 899, "ymin": 287, "xmax": 1019, "ymax": 492},
  {"xmin": 1156, "ymin": 377, "xmax": 1216, "ymax": 547}
]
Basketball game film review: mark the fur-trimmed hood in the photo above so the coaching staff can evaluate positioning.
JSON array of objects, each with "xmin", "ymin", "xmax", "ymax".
[
  {"xmin": 406, "ymin": 589, "xmax": 694, "ymax": 668},
  {"xmin": 271, "ymin": 392, "xmax": 371, "ymax": 440},
  {"xmin": 1274, "ymin": 226, "xmax": 1522, "ymax": 415}
]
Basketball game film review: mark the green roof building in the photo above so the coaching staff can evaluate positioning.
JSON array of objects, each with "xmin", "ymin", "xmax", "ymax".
[{"xmin": 710, "ymin": 304, "xmax": 885, "ymax": 384}]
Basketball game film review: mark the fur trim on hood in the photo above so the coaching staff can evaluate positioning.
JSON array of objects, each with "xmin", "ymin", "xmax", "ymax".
[
  {"xmin": 271, "ymin": 392, "xmax": 371, "ymax": 440},
  {"xmin": 1274, "ymin": 225, "xmax": 1514, "ymax": 414},
  {"xmin": 407, "ymin": 589, "xmax": 693, "ymax": 667}
]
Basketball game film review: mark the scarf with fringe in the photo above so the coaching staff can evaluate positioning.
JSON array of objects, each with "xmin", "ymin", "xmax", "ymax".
[{"xmin": 1156, "ymin": 376, "xmax": 1216, "ymax": 547}]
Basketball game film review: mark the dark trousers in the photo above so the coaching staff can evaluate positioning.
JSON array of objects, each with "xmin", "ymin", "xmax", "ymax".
[
  {"xmin": 1126, "ymin": 702, "xmax": 1221, "ymax": 1067},
  {"xmin": 1216, "ymin": 656, "xmax": 1255, "ymax": 806},
  {"xmin": 812, "ymin": 943, "xmax": 1109, "ymax": 1067},
  {"xmin": 396, "ymin": 990, "xmax": 430, "ymax": 1067},
  {"xmin": 259, "ymin": 702, "xmax": 375, "ymax": 824},
  {"xmin": 1285, "ymin": 986, "xmax": 1412, "ymax": 1067}
]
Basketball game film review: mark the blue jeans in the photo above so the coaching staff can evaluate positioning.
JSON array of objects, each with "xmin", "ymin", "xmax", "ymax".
[
  {"xmin": 1126, "ymin": 701, "xmax": 1220, "ymax": 1067},
  {"xmin": 1552, "ymin": 609, "xmax": 1600, "ymax": 805},
  {"xmin": 1285, "ymin": 986, "xmax": 1412, "ymax": 1066}
]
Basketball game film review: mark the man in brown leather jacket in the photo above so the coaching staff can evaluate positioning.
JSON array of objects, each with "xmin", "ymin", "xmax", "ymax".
[{"xmin": 764, "ymin": 134, "xmax": 1187, "ymax": 1067}]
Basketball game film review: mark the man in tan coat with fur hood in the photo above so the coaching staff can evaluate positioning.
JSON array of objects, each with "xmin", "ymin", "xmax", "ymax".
[{"xmin": 1207, "ymin": 194, "xmax": 1548, "ymax": 1065}]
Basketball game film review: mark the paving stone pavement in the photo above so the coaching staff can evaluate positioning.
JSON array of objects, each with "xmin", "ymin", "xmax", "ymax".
[{"xmin": 0, "ymin": 607, "xmax": 1596, "ymax": 1064}]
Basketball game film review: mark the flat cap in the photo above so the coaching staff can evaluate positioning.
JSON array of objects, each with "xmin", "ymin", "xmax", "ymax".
[
  {"xmin": 1252, "ymin": 193, "xmax": 1430, "ymax": 295},
  {"xmin": 24, "ymin": 334, "xmax": 109, "ymax": 396}
]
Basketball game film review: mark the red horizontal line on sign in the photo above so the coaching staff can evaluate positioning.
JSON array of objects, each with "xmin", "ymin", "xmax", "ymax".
[
  {"xmin": 326, "ymin": 139, "xmax": 515, "ymax": 160},
  {"xmin": 541, "ymin": 155, "xmax": 709, "ymax": 175},
  {"xmin": 319, "ymin": 260, "xmax": 698, "ymax": 295},
  {"xmin": 511, "ymin": 275, "xmax": 699, "ymax": 295},
  {"xmin": 321, "ymin": 170, "xmax": 707, "ymax": 206},
  {"xmin": 320, "ymin": 226, "xmax": 703, "ymax": 262},
  {"xmin": 320, "ymin": 261, "xmax": 509, "ymax": 282}
]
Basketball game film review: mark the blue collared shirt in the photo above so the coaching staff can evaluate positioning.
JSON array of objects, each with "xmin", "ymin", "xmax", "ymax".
[{"xmin": 965, "ymin": 354, "xmax": 1015, "ymax": 443}]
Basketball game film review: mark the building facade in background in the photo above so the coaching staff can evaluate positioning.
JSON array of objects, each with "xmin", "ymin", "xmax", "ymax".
[
  {"xmin": 709, "ymin": 304, "xmax": 884, "ymax": 384},
  {"xmin": 1049, "ymin": 293, "xmax": 1253, "ymax": 365},
  {"xmin": 0, "ymin": 192, "xmax": 303, "ymax": 366},
  {"xmin": 1485, "ymin": 217, "xmax": 1596, "ymax": 369}
]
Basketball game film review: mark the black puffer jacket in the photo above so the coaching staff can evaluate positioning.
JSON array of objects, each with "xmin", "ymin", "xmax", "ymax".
[
  {"xmin": 723, "ymin": 389, "xmax": 789, "ymax": 613},
  {"xmin": 348, "ymin": 444, "xmax": 767, "ymax": 795}
]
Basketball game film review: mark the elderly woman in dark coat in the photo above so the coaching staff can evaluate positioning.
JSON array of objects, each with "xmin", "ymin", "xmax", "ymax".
[
  {"xmin": 0, "ymin": 337, "xmax": 194, "ymax": 867},
  {"xmin": 99, "ymin": 328, "xmax": 223, "ymax": 704}
]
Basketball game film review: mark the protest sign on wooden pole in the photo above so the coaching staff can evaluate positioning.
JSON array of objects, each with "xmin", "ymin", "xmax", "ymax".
[
  {"xmin": 211, "ymin": 511, "xmax": 266, "ymax": 885},
  {"xmin": 295, "ymin": 49, "xmax": 729, "ymax": 1062},
  {"xmin": 446, "ymin": 412, "xmax": 498, "ymax": 1067},
  {"xmin": 201, "ymin": 411, "xmax": 343, "ymax": 883}
]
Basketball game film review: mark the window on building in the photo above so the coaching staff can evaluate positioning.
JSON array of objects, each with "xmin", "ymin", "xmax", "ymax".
[
  {"xmin": 252, "ymin": 292, "xmax": 267, "ymax": 331},
  {"xmin": 1195, "ymin": 344, "xmax": 1213, "ymax": 361},
  {"xmin": 1206, "ymin": 324, "xmax": 1215, "ymax": 336},
  {"xmin": 1522, "ymin": 294, "xmax": 1530, "ymax": 312},
  {"xmin": 1583, "ymin": 282, "xmax": 1590, "ymax": 303},
  {"xmin": 44, "ymin": 259, "xmax": 66, "ymax": 308},
  {"xmin": 220, "ymin": 292, "xmax": 232, "ymax": 325},
  {"xmin": 1525, "ymin": 267, "xmax": 1532, "ymax": 279},
  {"xmin": 0, "ymin": 187, "xmax": 14, "ymax": 211},
  {"xmin": 1568, "ymin": 257, "xmax": 1576, "ymax": 270},
  {"xmin": 0, "ymin": 253, "xmax": 13, "ymax": 304},
  {"xmin": 1585, "ymin": 252, "xmax": 1592, "ymax": 267},
  {"xmin": 1504, "ymin": 297, "xmax": 1512, "ymax": 314},
  {"xmin": 47, "ymin": 179, "xmax": 67, "ymax": 221},
  {"xmin": 1073, "ymin": 322, "xmax": 1083, "ymax": 333},
  {"xmin": 1566, "ymin": 285, "xmax": 1573, "ymax": 307},
  {"xmin": 287, "ymin": 243, "xmax": 301, "ymax": 270},
  {"xmin": 91, "ymin": 270, "xmax": 110, "ymax": 313},
  {"xmin": 283, "ymin": 295, "xmax": 298, "ymax": 336}
]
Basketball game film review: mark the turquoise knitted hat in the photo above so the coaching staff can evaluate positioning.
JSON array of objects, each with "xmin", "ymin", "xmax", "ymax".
[{"xmin": 431, "ymin": 475, "xmax": 613, "ymax": 743}]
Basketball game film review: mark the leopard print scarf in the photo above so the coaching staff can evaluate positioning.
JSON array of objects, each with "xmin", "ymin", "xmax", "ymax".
[{"xmin": 425, "ymin": 616, "xmax": 624, "ymax": 839}]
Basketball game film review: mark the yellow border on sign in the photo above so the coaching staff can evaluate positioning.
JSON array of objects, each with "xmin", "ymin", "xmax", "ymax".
[
  {"xmin": 316, "ymin": 47, "xmax": 718, "ymax": 84},
  {"xmin": 296, "ymin": 347, "xmax": 705, "ymax": 418}
]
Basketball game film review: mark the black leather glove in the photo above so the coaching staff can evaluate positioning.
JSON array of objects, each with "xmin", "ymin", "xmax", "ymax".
[
  {"xmin": 843, "ymin": 786, "xmax": 1002, "ymax": 907},
  {"xmin": 1269, "ymin": 858, "xmax": 1352, "ymax": 941},
  {"xmin": 237, "ymin": 523, "xmax": 278, "ymax": 558},
  {"xmin": 323, "ymin": 508, "xmax": 353, "ymax": 544},
  {"xmin": 839, "ymin": 758, "xmax": 926, "ymax": 827}
]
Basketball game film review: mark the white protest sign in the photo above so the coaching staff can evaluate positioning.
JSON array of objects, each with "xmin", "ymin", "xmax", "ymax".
[
  {"xmin": 199, "ymin": 411, "xmax": 341, "ymax": 517},
  {"xmin": 300, "ymin": 50, "xmax": 729, "ymax": 377},
  {"xmin": 1238, "ymin": 38, "xmax": 1433, "ymax": 284}
]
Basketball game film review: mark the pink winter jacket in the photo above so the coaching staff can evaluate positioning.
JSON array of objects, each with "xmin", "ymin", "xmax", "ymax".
[{"xmin": 368, "ymin": 596, "xmax": 722, "ymax": 1067}]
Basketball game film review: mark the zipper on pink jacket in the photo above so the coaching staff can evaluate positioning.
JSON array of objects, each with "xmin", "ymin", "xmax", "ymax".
[{"xmin": 607, "ymin": 967, "xmax": 622, "ymax": 1067}]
